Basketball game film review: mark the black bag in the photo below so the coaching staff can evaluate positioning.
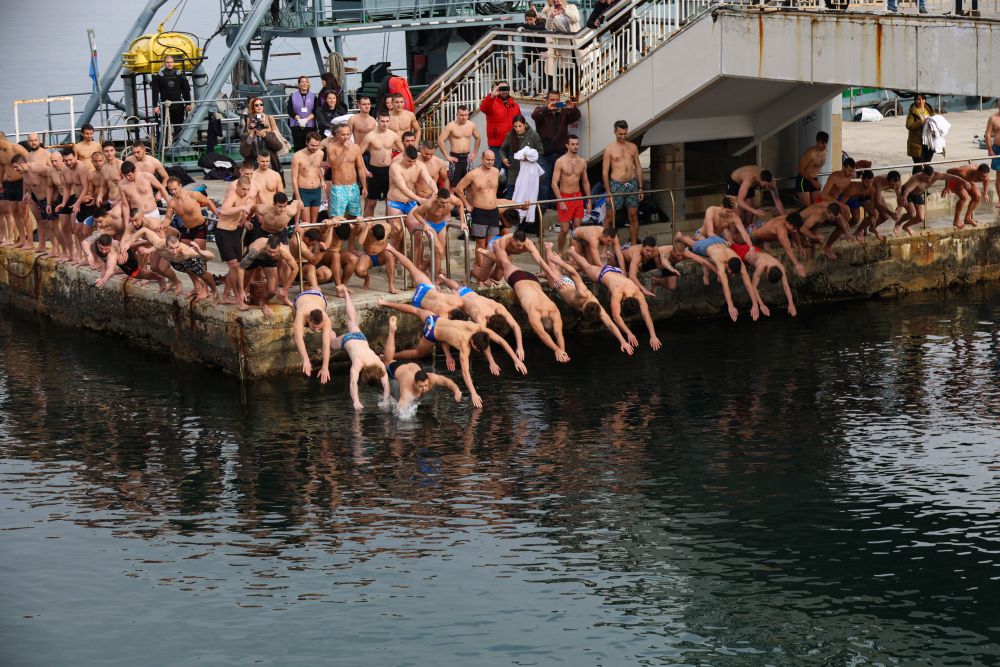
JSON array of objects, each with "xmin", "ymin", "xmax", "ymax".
[
  {"xmin": 166, "ymin": 165, "xmax": 194, "ymax": 186},
  {"xmin": 263, "ymin": 131, "xmax": 283, "ymax": 153}
]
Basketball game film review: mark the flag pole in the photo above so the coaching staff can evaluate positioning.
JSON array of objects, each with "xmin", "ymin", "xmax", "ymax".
[{"xmin": 86, "ymin": 29, "xmax": 108, "ymax": 130}]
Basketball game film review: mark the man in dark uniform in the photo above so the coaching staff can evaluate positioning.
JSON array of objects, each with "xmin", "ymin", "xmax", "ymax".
[{"xmin": 151, "ymin": 55, "xmax": 192, "ymax": 136}]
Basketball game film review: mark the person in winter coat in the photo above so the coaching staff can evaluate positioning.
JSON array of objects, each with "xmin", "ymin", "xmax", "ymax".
[
  {"xmin": 500, "ymin": 115, "xmax": 544, "ymax": 199},
  {"xmin": 480, "ymin": 83, "xmax": 522, "ymax": 159},
  {"xmin": 906, "ymin": 93, "xmax": 935, "ymax": 174}
]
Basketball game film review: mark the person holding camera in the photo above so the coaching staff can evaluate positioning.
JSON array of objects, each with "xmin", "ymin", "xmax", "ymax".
[
  {"xmin": 242, "ymin": 97, "xmax": 284, "ymax": 181},
  {"xmin": 531, "ymin": 90, "xmax": 580, "ymax": 207},
  {"xmin": 479, "ymin": 82, "xmax": 522, "ymax": 168}
]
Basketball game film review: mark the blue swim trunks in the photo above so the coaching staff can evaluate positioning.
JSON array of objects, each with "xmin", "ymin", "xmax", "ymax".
[
  {"xmin": 329, "ymin": 183, "xmax": 361, "ymax": 217},
  {"xmin": 457, "ymin": 286, "xmax": 474, "ymax": 297},
  {"xmin": 992, "ymin": 145, "xmax": 1000, "ymax": 171},
  {"xmin": 341, "ymin": 331, "xmax": 367, "ymax": 346},
  {"xmin": 421, "ymin": 315, "xmax": 439, "ymax": 343},
  {"xmin": 412, "ymin": 282, "xmax": 434, "ymax": 308},
  {"xmin": 426, "ymin": 219, "xmax": 447, "ymax": 234},
  {"xmin": 846, "ymin": 196, "xmax": 862, "ymax": 210},
  {"xmin": 368, "ymin": 254, "xmax": 380, "ymax": 268},
  {"xmin": 610, "ymin": 178, "xmax": 639, "ymax": 211},
  {"xmin": 692, "ymin": 235, "xmax": 727, "ymax": 257},
  {"xmin": 299, "ymin": 187, "xmax": 323, "ymax": 208},
  {"xmin": 388, "ymin": 200, "xmax": 418, "ymax": 216}
]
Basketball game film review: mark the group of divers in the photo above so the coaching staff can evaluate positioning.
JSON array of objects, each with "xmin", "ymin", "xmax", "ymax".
[{"xmin": 0, "ymin": 114, "xmax": 992, "ymax": 411}]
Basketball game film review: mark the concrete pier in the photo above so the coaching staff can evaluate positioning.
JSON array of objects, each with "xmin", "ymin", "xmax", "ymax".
[{"xmin": 3, "ymin": 212, "xmax": 999, "ymax": 379}]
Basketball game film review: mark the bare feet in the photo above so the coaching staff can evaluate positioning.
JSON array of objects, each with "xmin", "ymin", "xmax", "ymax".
[
  {"xmin": 262, "ymin": 303, "xmax": 273, "ymax": 319},
  {"xmin": 965, "ymin": 217, "xmax": 979, "ymax": 227},
  {"xmin": 822, "ymin": 247, "xmax": 838, "ymax": 260}
]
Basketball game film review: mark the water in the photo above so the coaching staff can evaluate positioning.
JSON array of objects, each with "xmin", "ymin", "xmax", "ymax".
[
  {"xmin": 0, "ymin": 1, "xmax": 404, "ymax": 133},
  {"xmin": 3, "ymin": 286, "xmax": 1000, "ymax": 666}
]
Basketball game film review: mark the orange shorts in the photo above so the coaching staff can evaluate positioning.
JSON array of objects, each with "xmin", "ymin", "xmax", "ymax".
[
  {"xmin": 557, "ymin": 193, "xmax": 584, "ymax": 223},
  {"xmin": 730, "ymin": 243, "xmax": 760, "ymax": 261},
  {"xmin": 946, "ymin": 179, "xmax": 964, "ymax": 194}
]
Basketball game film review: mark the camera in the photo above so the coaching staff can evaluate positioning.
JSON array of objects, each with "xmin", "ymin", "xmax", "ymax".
[{"xmin": 498, "ymin": 85, "xmax": 510, "ymax": 92}]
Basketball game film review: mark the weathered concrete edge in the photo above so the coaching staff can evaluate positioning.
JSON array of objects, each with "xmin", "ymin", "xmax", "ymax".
[{"xmin": 2, "ymin": 225, "xmax": 999, "ymax": 378}]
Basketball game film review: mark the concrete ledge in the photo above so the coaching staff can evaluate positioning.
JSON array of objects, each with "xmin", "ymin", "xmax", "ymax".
[{"xmin": 3, "ymin": 223, "xmax": 999, "ymax": 378}]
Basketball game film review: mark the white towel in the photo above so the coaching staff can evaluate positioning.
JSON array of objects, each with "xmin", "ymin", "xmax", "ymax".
[
  {"xmin": 922, "ymin": 115, "xmax": 950, "ymax": 155},
  {"xmin": 513, "ymin": 146, "xmax": 545, "ymax": 223}
]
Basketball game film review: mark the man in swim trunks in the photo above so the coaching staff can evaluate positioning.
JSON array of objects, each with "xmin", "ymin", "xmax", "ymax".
[
  {"xmin": 216, "ymin": 176, "xmax": 255, "ymax": 310},
  {"xmin": 164, "ymin": 177, "xmax": 218, "ymax": 250},
  {"xmin": 359, "ymin": 111, "xmax": 403, "ymax": 217},
  {"xmin": 351, "ymin": 219, "xmax": 396, "ymax": 293},
  {"xmin": 45, "ymin": 150, "xmax": 71, "ymax": 260},
  {"xmin": 292, "ymin": 131, "xmax": 325, "ymax": 226},
  {"xmin": 322, "ymin": 123, "xmax": 366, "ymax": 220},
  {"xmin": 129, "ymin": 226, "xmax": 218, "ymax": 301},
  {"xmin": 942, "ymin": 163, "xmax": 990, "ymax": 229},
  {"xmin": 455, "ymin": 149, "xmax": 503, "ymax": 273},
  {"xmin": 118, "ymin": 160, "xmax": 168, "ymax": 224},
  {"xmin": 383, "ymin": 315, "xmax": 463, "ymax": 410},
  {"xmin": 794, "ymin": 131, "xmax": 829, "ymax": 208},
  {"xmin": 602, "ymin": 120, "xmax": 643, "ymax": 245},
  {"xmin": 387, "ymin": 145, "xmax": 434, "ymax": 245},
  {"xmin": 818, "ymin": 157, "xmax": 859, "ymax": 251},
  {"xmin": 92, "ymin": 232, "xmax": 168, "ymax": 291},
  {"xmin": 675, "ymin": 231, "xmax": 760, "ymax": 322},
  {"xmin": 984, "ymin": 99, "xmax": 1000, "ymax": 206},
  {"xmin": 437, "ymin": 274, "xmax": 525, "ymax": 360},
  {"xmin": 552, "ymin": 134, "xmax": 590, "ymax": 254},
  {"xmin": 376, "ymin": 297, "xmax": 527, "ymax": 409},
  {"xmin": 567, "ymin": 246, "xmax": 663, "ymax": 351},
  {"xmin": 240, "ymin": 234, "xmax": 299, "ymax": 319},
  {"xmin": 125, "ymin": 140, "xmax": 169, "ymax": 182},
  {"xmin": 23, "ymin": 133, "xmax": 51, "ymax": 167},
  {"xmin": 895, "ymin": 165, "xmax": 948, "ymax": 237},
  {"xmin": 540, "ymin": 243, "xmax": 635, "ymax": 355},
  {"xmin": 333, "ymin": 285, "xmax": 391, "ymax": 411},
  {"xmin": 838, "ymin": 169, "xmax": 878, "ymax": 239},
  {"xmin": 73, "ymin": 123, "xmax": 101, "ymax": 168},
  {"xmin": 728, "ymin": 164, "xmax": 785, "ymax": 225},
  {"xmin": 739, "ymin": 211, "xmax": 809, "ymax": 277},
  {"xmin": 860, "ymin": 171, "xmax": 903, "ymax": 240},
  {"xmin": 406, "ymin": 187, "xmax": 466, "ymax": 274},
  {"xmin": 251, "ymin": 153, "xmax": 283, "ymax": 208},
  {"xmin": 100, "ymin": 143, "xmax": 123, "ymax": 203},
  {"xmin": 349, "ymin": 96, "xmax": 376, "ymax": 146},
  {"xmin": 55, "ymin": 149, "xmax": 90, "ymax": 262},
  {"xmin": 621, "ymin": 236, "xmax": 679, "ymax": 295},
  {"xmin": 384, "ymin": 243, "xmax": 465, "ymax": 317},
  {"xmin": 697, "ymin": 197, "xmax": 751, "ymax": 244},
  {"xmin": 569, "ymin": 223, "xmax": 625, "ymax": 269},
  {"xmin": 438, "ymin": 105, "xmax": 481, "ymax": 187},
  {"xmin": 12, "ymin": 153, "xmax": 55, "ymax": 253},
  {"xmin": 417, "ymin": 141, "xmax": 450, "ymax": 196},
  {"xmin": 734, "ymin": 245, "xmax": 797, "ymax": 318},
  {"xmin": 490, "ymin": 241, "xmax": 571, "ymax": 362},
  {"xmin": 292, "ymin": 277, "xmax": 335, "ymax": 384},
  {"xmin": 0, "ymin": 132, "xmax": 32, "ymax": 248},
  {"xmin": 388, "ymin": 93, "xmax": 421, "ymax": 144},
  {"xmin": 80, "ymin": 202, "xmax": 128, "ymax": 268}
]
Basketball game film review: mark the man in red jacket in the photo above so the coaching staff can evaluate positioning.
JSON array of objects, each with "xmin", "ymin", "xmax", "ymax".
[{"xmin": 479, "ymin": 82, "xmax": 522, "ymax": 164}]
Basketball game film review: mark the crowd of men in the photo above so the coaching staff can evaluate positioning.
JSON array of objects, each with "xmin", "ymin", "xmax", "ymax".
[{"xmin": 0, "ymin": 88, "xmax": 994, "ymax": 412}]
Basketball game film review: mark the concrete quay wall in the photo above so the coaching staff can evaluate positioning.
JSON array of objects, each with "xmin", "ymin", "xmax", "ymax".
[{"xmin": 2, "ymin": 224, "xmax": 999, "ymax": 378}]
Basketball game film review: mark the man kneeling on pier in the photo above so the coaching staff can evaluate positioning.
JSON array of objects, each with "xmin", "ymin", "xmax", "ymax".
[
  {"xmin": 383, "ymin": 315, "xmax": 463, "ymax": 410},
  {"xmin": 240, "ymin": 235, "xmax": 299, "ymax": 318}
]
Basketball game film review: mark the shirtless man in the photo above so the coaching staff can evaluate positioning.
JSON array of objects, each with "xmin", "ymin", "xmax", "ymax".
[
  {"xmin": 818, "ymin": 156, "xmax": 859, "ymax": 249},
  {"xmin": 359, "ymin": 112, "xmax": 403, "ymax": 217},
  {"xmin": 383, "ymin": 315, "xmax": 462, "ymax": 410},
  {"xmin": 699, "ymin": 197, "xmax": 754, "ymax": 247},
  {"xmin": 406, "ymin": 187, "xmax": 466, "ymax": 274},
  {"xmin": 941, "ymin": 164, "xmax": 990, "ymax": 229},
  {"xmin": 455, "ymin": 149, "xmax": 502, "ymax": 270},
  {"xmin": 622, "ymin": 236, "xmax": 678, "ymax": 295},
  {"xmin": 92, "ymin": 233, "xmax": 169, "ymax": 291},
  {"xmin": 299, "ymin": 214, "xmax": 357, "ymax": 286},
  {"xmin": 860, "ymin": 171, "xmax": 903, "ymax": 239},
  {"xmin": 164, "ymin": 177, "xmax": 218, "ymax": 249},
  {"xmin": 438, "ymin": 275, "xmax": 525, "ymax": 360},
  {"xmin": 55, "ymin": 149, "xmax": 89, "ymax": 261},
  {"xmin": 417, "ymin": 140, "xmax": 450, "ymax": 196},
  {"xmin": 12, "ymin": 154, "xmax": 54, "ymax": 253},
  {"xmin": 388, "ymin": 93, "xmax": 420, "ymax": 144},
  {"xmin": 216, "ymin": 176, "xmax": 256, "ymax": 309},
  {"xmin": 745, "ymin": 211, "xmax": 808, "ymax": 276},
  {"xmin": 129, "ymin": 227, "xmax": 218, "ymax": 301},
  {"xmin": 737, "ymin": 245, "xmax": 797, "ymax": 317},
  {"xmin": 332, "ymin": 286, "xmax": 391, "ymax": 411},
  {"xmin": 23, "ymin": 133, "xmax": 51, "ymax": 167},
  {"xmin": 385, "ymin": 243, "xmax": 465, "ymax": 317},
  {"xmin": 323, "ymin": 123, "xmax": 366, "ymax": 219},
  {"xmin": 80, "ymin": 202, "xmax": 128, "ymax": 267},
  {"xmin": 101, "ymin": 142, "xmax": 123, "ymax": 203},
  {"xmin": 438, "ymin": 105, "xmax": 481, "ymax": 186},
  {"xmin": 984, "ymin": 100, "xmax": 1000, "ymax": 205},
  {"xmin": 118, "ymin": 160, "xmax": 168, "ymax": 226},
  {"xmin": 728, "ymin": 164, "xmax": 785, "ymax": 224},
  {"xmin": 352, "ymin": 219, "xmax": 396, "ymax": 293},
  {"xmin": 126, "ymin": 140, "xmax": 169, "ymax": 182},
  {"xmin": 602, "ymin": 120, "xmax": 643, "ymax": 245},
  {"xmin": 251, "ymin": 153, "xmax": 283, "ymax": 207},
  {"xmin": 80, "ymin": 151, "xmax": 109, "ymax": 215},
  {"xmin": 387, "ymin": 146, "xmax": 434, "ymax": 244},
  {"xmin": 552, "ymin": 134, "xmax": 590, "ymax": 253},
  {"xmin": 45, "ymin": 151, "xmax": 70, "ymax": 260},
  {"xmin": 569, "ymin": 223, "xmax": 625, "ymax": 269},
  {"xmin": 676, "ymin": 232, "xmax": 761, "ymax": 322},
  {"xmin": 291, "ymin": 278, "xmax": 334, "ymax": 384},
  {"xmin": 0, "ymin": 133, "xmax": 31, "ymax": 248},
  {"xmin": 291, "ymin": 132, "xmax": 325, "ymax": 225},
  {"xmin": 838, "ymin": 169, "xmax": 878, "ymax": 238},
  {"xmin": 540, "ymin": 244, "xmax": 636, "ymax": 355},
  {"xmin": 240, "ymin": 234, "xmax": 299, "ymax": 318},
  {"xmin": 794, "ymin": 131, "xmax": 829, "ymax": 208},
  {"xmin": 349, "ymin": 96, "xmax": 376, "ymax": 146},
  {"xmin": 485, "ymin": 240, "xmax": 570, "ymax": 362},
  {"xmin": 73, "ymin": 123, "xmax": 101, "ymax": 168},
  {"xmin": 377, "ymin": 298, "xmax": 527, "ymax": 409},
  {"xmin": 895, "ymin": 166, "xmax": 948, "ymax": 236}
]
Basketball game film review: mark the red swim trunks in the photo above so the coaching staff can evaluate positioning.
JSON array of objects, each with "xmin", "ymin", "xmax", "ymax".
[
  {"xmin": 730, "ymin": 243, "xmax": 761, "ymax": 261},
  {"xmin": 557, "ymin": 192, "xmax": 584, "ymax": 223},
  {"xmin": 945, "ymin": 179, "xmax": 964, "ymax": 194}
]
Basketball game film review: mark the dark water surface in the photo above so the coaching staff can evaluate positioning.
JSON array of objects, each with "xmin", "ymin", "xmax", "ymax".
[{"xmin": 2, "ymin": 288, "xmax": 1000, "ymax": 666}]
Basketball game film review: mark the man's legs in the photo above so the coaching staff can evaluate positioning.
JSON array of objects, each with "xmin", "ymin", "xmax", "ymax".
[
  {"xmin": 626, "ymin": 205, "xmax": 639, "ymax": 246},
  {"xmin": 385, "ymin": 242, "xmax": 432, "ymax": 286},
  {"xmin": 566, "ymin": 246, "xmax": 601, "ymax": 282},
  {"xmin": 953, "ymin": 189, "xmax": 969, "ymax": 228},
  {"xmin": 965, "ymin": 186, "xmax": 981, "ymax": 225}
]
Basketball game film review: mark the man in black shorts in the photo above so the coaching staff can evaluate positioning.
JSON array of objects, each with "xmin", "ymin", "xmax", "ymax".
[{"xmin": 216, "ymin": 176, "xmax": 255, "ymax": 310}]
